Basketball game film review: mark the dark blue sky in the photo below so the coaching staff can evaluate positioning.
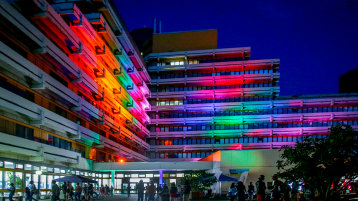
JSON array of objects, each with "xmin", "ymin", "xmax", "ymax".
[{"xmin": 115, "ymin": 0, "xmax": 358, "ymax": 96}]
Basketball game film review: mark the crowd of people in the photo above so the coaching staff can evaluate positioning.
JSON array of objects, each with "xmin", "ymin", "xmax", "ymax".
[
  {"xmin": 6, "ymin": 180, "xmax": 115, "ymax": 201},
  {"xmin": 6, "ymin": 175, "xmax": 302, "ymax": 201},
  {"xmin": 134, "ymin": 180, "xmax": 191, "ymax": 201},
  {"xmin": 228, "ymin": 174, "xmax": 298, "ymax": 201}
]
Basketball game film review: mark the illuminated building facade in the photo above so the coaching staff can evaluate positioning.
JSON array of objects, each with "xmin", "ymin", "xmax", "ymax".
[
  {"xmin": 0, "ymin": 0, "xmax": 151, "ymax": 186},
  {"xmin": 1, "ymin": 0, "xmax": 358, "ymax": 194},
  {"xmin": 145, "ymin": 47, "xmax": 358, "ymax": 160}
]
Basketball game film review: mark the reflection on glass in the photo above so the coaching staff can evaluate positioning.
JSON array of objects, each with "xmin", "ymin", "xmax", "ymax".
[
  {"xmin": 15, "ymin": 172, "xmax": 23, "ymax": 189},
  {"xmin": 5, "ymin": 171, "xmax": 13, "ymax": 189}
]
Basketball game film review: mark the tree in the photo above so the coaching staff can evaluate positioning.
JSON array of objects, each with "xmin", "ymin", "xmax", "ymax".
[
  {"xmin": 277, "ymin": 124, "xmax": 358, "ymax": 200},
  {"xmin": 180, "ymin": 170, "xmax": 217, "ymax": 192}
]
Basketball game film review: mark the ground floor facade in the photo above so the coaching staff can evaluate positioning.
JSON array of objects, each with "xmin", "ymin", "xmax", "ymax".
[{"xmin": 0, "ymin": 149, "xmax": 281, "ymax": 196}]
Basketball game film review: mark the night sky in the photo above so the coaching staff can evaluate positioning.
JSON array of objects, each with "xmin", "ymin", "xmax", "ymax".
[{"xmin": 114, "ymin": 0, "xmax": 358, "ymax": 96}]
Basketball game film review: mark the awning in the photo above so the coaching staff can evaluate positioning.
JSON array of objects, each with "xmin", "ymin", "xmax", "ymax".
[{"xmin": 53, "ymin": 175, "xmax": 97, "ymax": 183}]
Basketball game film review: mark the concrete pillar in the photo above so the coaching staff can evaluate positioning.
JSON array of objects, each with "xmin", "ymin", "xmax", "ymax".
[
  {"xmin": 159, "ymin": 170, "xmax": 163, "ymax": 186},
  {"xmin": 111, "ymin": 170, "xmax": 115, "ymax": 188}
]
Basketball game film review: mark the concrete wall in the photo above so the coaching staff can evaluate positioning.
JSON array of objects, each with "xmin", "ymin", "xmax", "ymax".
[{"xmin": 152, "ymin": 30, "xmax": 217, "ymax": 53}]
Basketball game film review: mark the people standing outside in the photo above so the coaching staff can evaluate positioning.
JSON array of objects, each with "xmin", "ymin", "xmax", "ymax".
[
  {"xmin": 67, "ymin": 183, "xmax": 74, "ymax": 201},
  {"xmin": 145, "ymin": 185, "xmax": 149, "ymax": 201},
  {"xmin": 182, "ymin": 180, "xmax": 191, "ymax": 201},
  {"xmin": 110, "ymin": 186, "xmax": 114, "ymax": 196},
  {"xmin": 83, "ymin": 184, "xmax": 88, "ymax": 201},
  {"xmin": 74, "ymin": 183, "xmax": 82, "ymax": 201},
  {"xmin": 62, "ymin": 182, "xmax": 67, "ymax": 201},
  {"xmin": 9, "ymin": 183, "xmax": 15, "ymax": 201},
  {"xmin": 25, "ymin": 187, "xmax": 32, "ymax": 201},
  {"xmin": 229, "ymin": 183, "xmax": 237, "ymax": 201},
  {"xmin": 248, "ymin": 182, "xmax": 255, "ymax": 201},
  {"xmin": 137, "ymin": 180, "xmax": 145, "ymax": 201},
  {"xmin": 159, "ymin": 184, "xmax": 169, "ymax": 201},
  {"xmin": 291, "ymin": 181, "xmax": 299, "ymax": 201},
  {"xmin": 236, "ymin": 181, "xmax": 246, "ymax": 201},
  {"xmin": 51, "ymin": 181, "xmax": 60, "ymax": 201},
  {"xmin": 256, "ymin": 175, "xmax": 266, "ymax": 201},
  {"xmin": 147, "ymin": 181, "xmax": 156, "ymax": 201},
  {"xmin": 29, "ymin": 181, "xmax": 38, "ymax": 201},
  {"xmin": 127, "ymin": 185, "xmax": 131, "ymax": 198},
  {"xmin": 271, "ymin": 175, "xmax": 283, "ymax": 201},
  {"xmin": 169, "ymin": 183, "xmax": 178, "ymax": 201}
]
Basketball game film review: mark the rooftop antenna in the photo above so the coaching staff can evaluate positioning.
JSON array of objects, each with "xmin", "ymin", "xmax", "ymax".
[
  {"xmin": 153, "ymin": 18, "xmax": 157, "ymax": 34},
  {"xmin": 159, "ymin": 20, "xmax": 162, "ymax": 33}
]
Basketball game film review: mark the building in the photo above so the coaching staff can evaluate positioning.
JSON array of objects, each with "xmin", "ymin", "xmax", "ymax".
[
  {"xmin": 1, "ymin": 0, "xmax": 358, "ymax": 195},
  {"xmin": 339, "ymin": 68, "xmax": 358, "ymax": 93},
  {"xmin": 0, "ymin": 0, "xmax": 152, "ymax": 193},
  {"xmin": 145, "ymin": 41, "xmax": 358, "ymax": 161}
]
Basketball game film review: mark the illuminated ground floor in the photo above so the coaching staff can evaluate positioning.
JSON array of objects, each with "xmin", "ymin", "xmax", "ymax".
[{"xmin": 0, "ymin": 149, "xmax": 281, "ymax": 196}]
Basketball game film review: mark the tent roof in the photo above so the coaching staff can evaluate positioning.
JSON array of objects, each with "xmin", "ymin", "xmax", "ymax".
[{"xmin": 53, "ymin": 175, "xmax": 97, "ymax": 183}]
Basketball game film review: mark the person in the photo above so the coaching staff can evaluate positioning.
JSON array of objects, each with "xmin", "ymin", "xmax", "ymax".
[
  {"xmin": 236, "ymin": 181, "xmax": 246, "ymax": 201},
  {"xmin": 83, "ymin": 184, "xmax": 88, "ymax": 201},
  {"xmin": 51, "ymin": 180, "xmax": 60, "ymax": 201},
  {"xmin": 9, "ymin": 183, "xmax": 15, "ymax": 201},
  {"xmin": 88, "ymin": 184, "xmax": 98, "ymax": 200},
  {"xmin": 100, "ymin": 185, "xmax": 105, "ymax": 196},
  {"xmin": 248, "ymin": 182, "xmax": 255, "ymax": 201},
  {"xmin": 110, "ymin": 186, "xmax": 114, "ymax": 196},
  {"xmin": 127, "ymin": 185, "xmax": 131, "ymax": 198},
  {"xmin": 256, "ymin": 175, "xmax": 266, "ymax": 201},
  {"xmin": 281, "ymin": 181, "xmax": 291, "ymax": 201},
  {"xmin": 229, "ymin": 183, "xmax": 237, "ymax": 201},
  {"xmin": 25, "ymin": 187, "xmax": 32, "ymax": 201},
  {"xmin": 62, "ymin": 182, "xmax": 68, "ymax": 201},
  {"xmin": 145, "ymin": 185, "xmax": 149, "ymax": 201},
  {"xmin": 169, "ymin": 183, "xmax": 178, "ymax": 201},
  {"xmin": 182, "ymin": 180, "xmax": 191, "ymax": 201},
  {"xmin": 29, "ymin": 181, "xmax": 38, "ymax": 201},
  {"xmin": 75, "ymin": 183, "xmax": 82, "ymax": 201},
  {"xmin": 159, "ymin": 184, "xmax": 169, "ymax": 201},
  {"xmin": 67, "ymin": 183, "xmax": 74, "ymax": 201},
  {"xmin": 147, "ymin": 181, "xmax": 156, "ymax": 201},
  {"xmin": 137, "ymin": 180, "xmax": 145, "ymax": 201},
  {"xmin": 291, "ymin": 181, "xmax": 299, "ymax": 201},
  {"xmin": 271, "ymin": 175, "xmax": 283, "ymax": 201}
]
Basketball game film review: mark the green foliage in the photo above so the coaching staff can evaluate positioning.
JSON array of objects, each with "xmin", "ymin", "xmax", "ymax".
[
  {"xmin": 180, "ymin": 170, "xmax": 217, "ymax": 192},
  {"xmin": 277, "ymin": 124, "xmax": 358, "ymax": 200},
  {"xmin": 7, "ymin": 172, "xmax": 23, "ymax": 188}
]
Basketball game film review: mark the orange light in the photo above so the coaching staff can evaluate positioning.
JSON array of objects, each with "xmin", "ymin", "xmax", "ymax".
[{"xmin": 120, "ymin": 159, "xmax": 124, "ymax": 163}]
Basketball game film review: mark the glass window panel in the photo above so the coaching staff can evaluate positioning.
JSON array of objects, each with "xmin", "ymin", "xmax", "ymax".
[
  {"xmin": 5, "ymin": 171, "xmax": 13, "ymax": 189},
  {"xmin": 146, "ymin": 174, "xmax": 153, "ymax": 178},
  {"xmin": 16, "ymin": 164, "xmax": 23, "ymax": 169},
  {"xmin": 5, "ymin": 161, "xmax": 14, "ymax": 169},
  {"xmin": 15, "ymin": 172, "xmax": 23, "ymax": 189}
]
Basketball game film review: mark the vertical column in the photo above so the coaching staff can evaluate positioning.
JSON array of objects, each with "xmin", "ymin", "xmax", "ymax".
[
  {"xmin": 158, "ymin": 170, "xmax": 163, "ymax": 186},
  {"xmin": 111, "ymin": 170, "xmax": 115, "ymax": 188}
]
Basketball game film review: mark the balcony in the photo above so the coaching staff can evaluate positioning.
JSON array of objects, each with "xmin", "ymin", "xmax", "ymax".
[
  {"xmin": 146, "ymin": 47, "xmax": 251, "ymax": 60},
  {"xmin": 32, "ymin": 0, "xmax": 97, "ymax": 67},
  {"xmin": 150, "ymin": 142, "xmax": 296, "ymax": 152},
  {"xmin": 148, "ymin": 59, "xmax": 280, "ymax": 72},
  {"xmin": 0, "ymin": 132, "xmax": 81, "ymax": 164},
  {"xmin": 150, "ymin": 126, "xmax": 358, "ymax": 138},
  {"xmin": 0, "ymin": 1, "xmax": 98, "ymax": 94},
  {"xmin": 151, "ymin": 73, "xmax": 280, "ymax": 86},
  {"xmin": 0, "ymin": 41, "xmax": 100, "ymax": 120},
  {"xmin": 151, "ymin": 86, "xmax": 280, "ymax": 99}
]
